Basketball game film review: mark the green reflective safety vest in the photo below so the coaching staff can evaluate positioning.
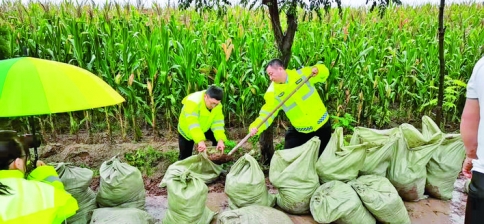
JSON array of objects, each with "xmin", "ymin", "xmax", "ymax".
[
  {"xmin": 249, "ymin": 64, "xmax": 330, "ymax": 135},
  {"xmin": 178, "ymin": 90, "xmax": 228, "ymax": 143},
  {"xmin": 0, "ymin": 166, "xmax": 79, "ymax": 224}
]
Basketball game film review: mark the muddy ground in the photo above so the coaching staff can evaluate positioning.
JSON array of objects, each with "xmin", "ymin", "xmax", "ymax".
[{"xmin": 38, "ymin": 130, "xmax": 468, "ymax": 224}]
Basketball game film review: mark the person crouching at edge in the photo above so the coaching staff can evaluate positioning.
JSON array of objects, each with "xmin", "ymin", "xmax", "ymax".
[{"xmin": 0, "ymin": 131, "xmax": 78, "ymax": 224}]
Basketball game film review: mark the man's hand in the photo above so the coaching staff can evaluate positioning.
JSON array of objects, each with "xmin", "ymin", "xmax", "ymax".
[
  {"xmin": 197, "ymin": 141, "xmax": 207, "ymax": 152},
  {"xmin": 36, "ymin": 160, "xmax": 46, "ymax": 167},
  {"xmin": 250, "ymin": 128, "xmax": 258, "ymax": 137},
  {"xmin": 311, "ymin": 66, "xmax": 319, "ymax": 77},
  {"xmin": 216, "ymin": 140, "xmax": 225, "ymax": 151},
  {"xmin": 462, "ymin": 156, "xmax": 474, "ymax": 179}
]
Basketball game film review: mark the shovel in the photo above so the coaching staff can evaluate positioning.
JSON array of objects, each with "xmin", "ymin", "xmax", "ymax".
[{"xmin": 209, "ymin": 74, "xmax": 314, "ymax": 164}]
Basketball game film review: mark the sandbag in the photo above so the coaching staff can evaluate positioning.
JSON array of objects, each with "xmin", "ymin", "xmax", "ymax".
[
  {"xmin": 54, "ymin": 163, "xmax": 97, "ymax": 224},
  {"xmin": 350, "ymin": 127, "xmax": 398, "ymax": 177},
  {"xmin": 317, "ymin": 127, "xmax": 369, "ymax": 183},
  {"xmin": 387, "ymin": 116, "xmax": 443, "ymax": 201},
  {"xmin": 159, "ymin": 153, "xmax": 222, "ymax": 188},
  {"xmin": 310, "ymin": 180, "xmax": 376, "ymax": 224},
  {"xmin": 225, "ymin": 154, "xmax": 275, "ymax": 209},
  {"xmin": 269, "ymin": 137, "xmax": 320, "ymax": 214},
  {"xmin": 89, "ymin": 207, "xmax": 155, "ymax": 224},
  {"xmin": 426, "ymin": 134, "xmax": 465, "ymax": 200},
  {"xmin": 349, "ymin": 175, "xmax": 410, "ymax": 224},
  {"xmin": 162, "ymin": 167, "xmax": 215, "ymax": 224},
  {"xmin": 96, "ymin": 157, "xmax": 146, "ymax": 209},
  {"xmin": 216, "ymin": 205, "xmax": 293, "ymax": 224}
]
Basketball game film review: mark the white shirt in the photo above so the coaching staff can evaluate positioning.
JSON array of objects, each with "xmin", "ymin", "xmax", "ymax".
[{"xmin": 466, "ymin": 56, "xmax": 484, "ymax": 173}]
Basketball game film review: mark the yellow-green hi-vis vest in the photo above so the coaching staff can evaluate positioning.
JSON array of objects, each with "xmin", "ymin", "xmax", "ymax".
[
  {"xmin": 249, "ymin": 64, "xmax": 330, "ymax": 135},
  {"xmin": 0, "ymin": 166, "xmax": 79, "ymax": 224},
  {"xmin": 178, "ymin": 90, "xmax": 228, "ymax": 143}
]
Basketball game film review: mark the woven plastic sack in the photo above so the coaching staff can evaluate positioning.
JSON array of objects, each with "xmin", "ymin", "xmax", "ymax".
[
  {"xmin": 162, "ymin": 167, "xmax": 215, "ymax": 224},
  {"xmin": 96, "ymin": 157, "xmax": 146, "ymax": 209},
  {"xmin": 426, "ymin": 134, "xmax": 465, "ymax": 200},
  {"xmin": 317, "ymin": 127, "xmax": 369, "ymax": 183},
  {"xmin": 269, "ymin": 137, "xmax": 320, "ymax": 214},
  {"xmin": 55, "ymin": 163, "xmax": 97, "ymax": 224},
  {"xmin": 349, "ymin": 175, "xmax": 410, "ymax": 224},
  {"xmin": 350, "ymin": 127, "xmax": 398, "ymax": 177},
  {"xmin": 387, "ymin": 116, "xmax": 443, "ymax": 201},
  {"xmin": 216, "ymin": 205, "xmax": 293, "ymax": 224},
  {"xmin": 310, "ymin": 180, "xmax": 376, "ymax": 224},
  {"xmin": 225, "ymin": 154, "xmax": 275, "ymax": 209},
  {"xmin": 159, "ymin": 153, "xmax": 222, "ymax": 188},
  {"xmin": 89, "ymin": 207, "xmax": 155, "ymax": 224}
]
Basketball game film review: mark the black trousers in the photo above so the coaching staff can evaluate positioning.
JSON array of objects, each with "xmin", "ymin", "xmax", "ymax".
[
  {"xmin": 465, "ymin": 171, "xmax": 484, "ymax": 224},
  {"xmin": 284, "ymin": 119, "xmax": 332, "ymax": 157},
  {"xmin": 178, "ymin": 130, "xmax": 217, "ymax": 160}
]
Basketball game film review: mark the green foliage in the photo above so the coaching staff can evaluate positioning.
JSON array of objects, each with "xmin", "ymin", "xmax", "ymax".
[
  {"xmin": 331, "ymin": 113, "xmax": 357, "ymax": 132},
  {"xmin": 0, "ymin": 25, "xmax": 10, "ymax": 59},
  {"xmin": 0, "ymin": 2, "xmax": 481, "ymax": 137},
  {"xmin": 124, "ymin": 146, "xmax": 179, "ymax": 176}
]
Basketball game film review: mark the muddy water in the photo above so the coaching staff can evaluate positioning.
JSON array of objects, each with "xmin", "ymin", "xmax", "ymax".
[{"xmin": 145, "ymin": 177, "xmax": 468, "ymax": 224}]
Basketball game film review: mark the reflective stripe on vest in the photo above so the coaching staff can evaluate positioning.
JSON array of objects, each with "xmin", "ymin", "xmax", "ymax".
[{"xmin": 294, "ymin": 112, "xmax": 328, "ymax": 132}]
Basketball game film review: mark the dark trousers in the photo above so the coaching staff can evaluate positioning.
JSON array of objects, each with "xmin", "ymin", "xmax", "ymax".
[
  {"xmin": 284, "ymin": 119, "xmax": 332, "ymax": 157},
  {"xmin": 465, "ymin": 171, "xmax": 484, "ymax": 224},
  {"xmin": 178, "ymin": 130, "xmax": 217, "ymax": 160}
]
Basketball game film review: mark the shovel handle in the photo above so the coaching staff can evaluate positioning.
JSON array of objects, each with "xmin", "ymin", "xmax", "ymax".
[{"xmin": 227, "ymin": 75, "xmax": 314, "ymax": 156}]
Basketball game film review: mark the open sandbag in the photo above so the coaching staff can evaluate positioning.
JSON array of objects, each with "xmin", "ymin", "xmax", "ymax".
[
  {"xmin": 162, "ymin": 167, "xmax": 215, "ymax": 224},
  {"xmin": 55, "ymin": 163, "xmax": 97, "ymax": 224},
  {"xmin": 225, "ymin": 154, "xmax": 275, "ymax": 209},
  {"xmin": 387, "ymin": 116, "xmax": 444, "ymax": 201},
  {"xmin": 310, "ymin": 180, "xmax": 376, "ymax": 224},
  {"xmin": 350, "ymin": 127, "xmax": 398, "ymax": 177},
  {"xmin": 426, "ymin": 134, "xmax": 465, "ymax": 200},
  {"xmin": 159, "ymin": 153, "xmax": 222, "ymax": 188},
  {"xmin": 349, "ymin": 175, "xmax": 410, "ymax": 224},
  {"xmin": 269, "ymin": 137, "xmax": 320, "ymax": 214},
  {"xmin": 317, "ymin": 127, "xmax": 369, "ymax": 183},
  {"xmin": 89, "ymin": 207, "xmax": 155, "ymax": 224},
  {"xmin": 96, "ymin": 157, "xmax": 146, "ymax": 209},
  {"xmin": 216, "ymin": 205, "xmax": 293, "ymax": 224}
]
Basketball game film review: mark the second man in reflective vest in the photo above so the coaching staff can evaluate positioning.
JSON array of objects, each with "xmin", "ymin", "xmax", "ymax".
[{"xmin": 177, "ymin": 85, "xmax": 228, "ymax": 160}]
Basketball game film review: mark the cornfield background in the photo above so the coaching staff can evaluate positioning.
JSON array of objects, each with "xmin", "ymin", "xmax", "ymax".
[{"xmin": 0, "ymin": 1, "xmax": 483, "ymax": 141}]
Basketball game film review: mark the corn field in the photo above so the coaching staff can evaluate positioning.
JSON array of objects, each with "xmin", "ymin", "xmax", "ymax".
[{"xmin": 0, "ymin": 1, "xmax": 483, "ymax": 140}]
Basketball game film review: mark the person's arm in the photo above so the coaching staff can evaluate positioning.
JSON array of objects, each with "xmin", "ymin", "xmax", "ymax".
[
  {"xmin": 248, "ymin": 84, "xmax": 280, "ymax": 135},
  {"xmin": 27, "ymin": 163, "xmax": 65, "ymax": 190},
  {"xmin": 296, "ymin": 64, "xmax": 329, "ymax": 84},
  {"xmin": 183, "ymin": 101, "xmax": 206, "ymax": 143},
  {"xmin": 211, "ymin": 105, "xmax": 228, "ymax": 142},
  {"xmin": 461, "ymin": 99, "xmax": 480, "ymax": 159}
]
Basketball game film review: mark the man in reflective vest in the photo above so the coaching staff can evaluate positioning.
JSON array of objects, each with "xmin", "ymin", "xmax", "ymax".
[
  {"xmin": 178, "ymin": 85, "xmax": 228, "ymax": 160},
  {"xmin": 249, "ymin": 58, "xmax": 332, "ymax": 156}
]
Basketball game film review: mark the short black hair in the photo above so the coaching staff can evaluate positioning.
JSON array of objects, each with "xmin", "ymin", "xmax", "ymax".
[
  {"xmin": 206, "ymin": 85, "xmax": 223, "ymax": 101},
  {"xmin": 265, "ymin": 58, "xmax": 285, "ymax": 71}
]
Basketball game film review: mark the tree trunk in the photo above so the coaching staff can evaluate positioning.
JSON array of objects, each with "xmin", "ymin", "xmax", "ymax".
[
  {"xmin": 259, "ymin": 0, "xmax": 299, "ymax": 164},
  {"xmin": 436, "ymin": 0, "xmax": 445, "ymax": 128}
]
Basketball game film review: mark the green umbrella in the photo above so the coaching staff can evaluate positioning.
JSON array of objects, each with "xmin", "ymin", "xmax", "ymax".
[{"xmin": 0, "ymin": 57, "xmax": 125, "ymax": 164}]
